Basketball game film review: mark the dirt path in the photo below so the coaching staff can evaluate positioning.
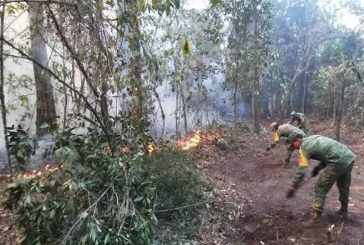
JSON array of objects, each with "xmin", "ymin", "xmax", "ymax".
[{"xmin": 201, "ymin": 121, "xmax": 364, "ymax": 245}]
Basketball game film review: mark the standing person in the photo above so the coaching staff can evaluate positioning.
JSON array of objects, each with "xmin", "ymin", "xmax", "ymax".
[
  {"xmin": 289, "ymin": 111, "xmax": 309, "ymax": 134},
  {"xmin": 266, "ymin": 122, "xmax": 306, "ymax": 167},
  {"xmin": 286, "ymin": 135, "xmax": 355, "ymax": 226}
]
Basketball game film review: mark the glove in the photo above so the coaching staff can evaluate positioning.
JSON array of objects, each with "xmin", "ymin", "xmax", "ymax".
[
  {"xmin": 311, "ymin": 166, "xmax": 321, "ymax": 177},
  {"xmin": 266, "ymin": 146, "xmax": 271, "ymax": 151},
  {"xmin": 286, "ymin": 188, "xmax": 295, "ymax": 198}
]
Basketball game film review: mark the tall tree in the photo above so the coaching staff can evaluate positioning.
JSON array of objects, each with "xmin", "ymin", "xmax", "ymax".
[
  {"xmin": 224, "ymin": 0, "xmax": 272, "ymax": 133},
  {"xmin": 0, "ymin": 0, "xmax": 11, "ymax": 171},
  {"xmin": 28, "ymin": 3, "xmax": 57, "ymax": 135}
]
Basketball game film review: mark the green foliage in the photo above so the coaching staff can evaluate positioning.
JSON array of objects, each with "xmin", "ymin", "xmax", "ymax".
[
  {"xmin": 223, "ymin": 0, "xmax": 272, "ymax": 95},
  {"xmin": 6, "ymin": 126, "xmax": 157, "ymax": 244},
  {"xmin": 136, "ymin": 149, "xmax": 210, "ymax": 213},
  {"xmin": 6, "ymin": 126, "xmax": 34, "ymax": 172},
  {"xmin": 210, "ymin": 0, "xmax": 223, "ymax": 7},
  {"xmin": 136, "ymin": 149, "xmax": 212, "ymax": 243},
  {"xmin": 6, "ymin": 116, "xmax": 210, "ymax": 244}
]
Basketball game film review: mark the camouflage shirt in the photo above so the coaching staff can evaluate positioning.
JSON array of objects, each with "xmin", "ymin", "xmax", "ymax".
[
  {"xmin": 300, "ymin": 135, "xmax": 355, "ymax": 167},
  {"xmin": 291, "ymin": 113, "xmax": 308, "ymax": 128},
  {"xmin": 292, "ymin": 135, "xmax": 355, "ymax": 188},
  {"xmin": 274, "ymin": 124, "xmax": 306, "ymax": 143}
]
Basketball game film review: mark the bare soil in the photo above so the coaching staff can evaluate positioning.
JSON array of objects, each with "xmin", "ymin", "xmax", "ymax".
[{"xmin": 195, "ymin": 121, "xmax": 364, "ymax": 244}]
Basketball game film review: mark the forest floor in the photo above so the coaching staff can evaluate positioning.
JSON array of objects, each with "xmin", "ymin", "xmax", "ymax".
[
  {"xmin": 0, "ymin": 121, "xmax": 363, "ymax": 244},
  {"xmin": 193, "ymin": 120, "xmax": 364, "ymax": 245}
]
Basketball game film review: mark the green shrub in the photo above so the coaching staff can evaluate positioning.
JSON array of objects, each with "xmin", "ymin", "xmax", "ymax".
[
  {"xmin": 6, "ymin": 127, "xmax": 157, "ymax": 245},
  {"xmin": 137, "ymin": 149, "xmax": 210, "ymax": 214},
  {"xmin": 134, "ymin": 149, "xmax": 212, "ymax": 243},
  {"xmin": 6, "ymin": 125, "xmax": 211, "ymax": 244}
]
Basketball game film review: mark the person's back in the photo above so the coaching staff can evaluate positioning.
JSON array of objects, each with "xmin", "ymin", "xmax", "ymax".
[
  {"xmin": 278, "ymin": 124, "xmax": 306, "ymax": 140},
  {"xmin": 267, "ymin": 123, "xmax": 306, "ymax": 167},
  {"xmin": 301, "ymin": 135, "xmax": 355, "ymax": 167}
]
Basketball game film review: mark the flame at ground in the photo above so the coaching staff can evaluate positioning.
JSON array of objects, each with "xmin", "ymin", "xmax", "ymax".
[
  {"xmin": 16, "ymin": 164, "xmax": 59, "ymax": 180},
  {"xmin": 176, "ymin": 129, "xmax": 220, "ymax": 151},
  {"xmin": 0, "ymin": 130, "xmax": 219, "ymax": 180},
  {"xmin": 147, "ymin": 143, "xmax": 159, "ymax": 153}
]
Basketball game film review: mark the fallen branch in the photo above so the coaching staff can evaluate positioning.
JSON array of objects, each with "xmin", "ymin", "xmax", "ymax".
[{"xmin": 61, "ymin": 186, "xmax": 111, "ymax": 244}]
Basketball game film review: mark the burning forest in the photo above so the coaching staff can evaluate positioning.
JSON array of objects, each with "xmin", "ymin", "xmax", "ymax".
[{"xmin": 1, "ymin": 0, "xmax": 364, "ymax": 244}]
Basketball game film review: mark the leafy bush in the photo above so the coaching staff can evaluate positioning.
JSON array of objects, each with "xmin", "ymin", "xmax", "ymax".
[
  {"xmin": 6, "ymin": 123, "xmax": 210, "ymax": 244},
  {"xmin": 7, "ymin": 127, "xmax": 157, "ymax": 245},
  {"xmin": 135, "ymin": 149, "xmax": 212, "ymax": 243},
  {"xmin": 137, "ymin": 149, "xmax": 210, "ymax": 214},
  {"xmin": 6, "ymin": 125, "xmax": 34, "ymax": 172}
]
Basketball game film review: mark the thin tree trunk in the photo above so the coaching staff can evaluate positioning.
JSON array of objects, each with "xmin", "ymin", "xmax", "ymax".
[
  {"xmin": 333, "ymin": 80, "xmax": 336, "ymax": 124},
  {"xmin": 301, "ymin": 72, "xmax": 307, "ymax": 113},
  {"xmin": 0, "ymin": 1, "xmax": 12, "ymax": 171},
  {"xmin": 100, "ymin": 81, "xmax": 110, "ymax": 130},
  {"xmin": 334, "ymin": 75, "xmax": 346, "ymax": 141},
  {"xmin": 175, "ymin": 80, "xmax": 180, "ymax": 137},
  {"xmin": 252, "ymin": 66, "xmax": 260, "ymax": 134},
  {"xmin": 152, "ymin": 87, "xmax": 165, "ymax": 141},
  {"xmin": 62, "ymin": 47, "xmax": 68, "ymax": 129},
  {"xmin": 252, "ymin": 19, "xmax": 260, "ymax": 134},
  {"xmin": 233, "ymin": 78, "xmax": 238, "ymax": 124},
  {"xmin": 179, "ymin": 82, "xmax": 188, "ymax": 134},
  {"xmin": 233, "ymin": 60, "xmax": 239, "ymax": 124},
  {"xmin": 28, "ymin": 3, "xmax": 57, "ymax": 136}
]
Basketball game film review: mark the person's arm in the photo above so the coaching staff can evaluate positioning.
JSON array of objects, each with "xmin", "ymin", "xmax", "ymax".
[
  {"xmin": 287, "ymin": 148, "xmax": 309, "ymax": 198},
  {"xmin": 312, "ymin": 161, "xmax": 326, "ymax": 177},
  {"xmin": 266, "ymin": 132, "xmax": 280, "ymax": 151},
  {"xmin": 288, "ymin": 118, "xmax": 295, "ymax": 125}
]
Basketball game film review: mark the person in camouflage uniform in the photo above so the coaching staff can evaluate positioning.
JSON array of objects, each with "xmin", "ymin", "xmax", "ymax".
[
  {"xmin": 266, "ymin": 122, "xmax": 306, "ymax": 167},
  {"xmin": 289, "ymin": 111, "xmax": 309, "ymax": 134},
  {"xmin": 286, "ymin": 135, "xmax": 355, "ymax": 225}
]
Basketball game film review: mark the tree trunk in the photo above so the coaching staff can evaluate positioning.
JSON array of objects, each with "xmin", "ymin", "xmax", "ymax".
[
  {"xmin": 252, "ymin": 67, "xmax": 260, "ymax": 134},
  {"xmin": 179, "ymin": 81, "xmax": 188, "ymax": 133},
  {"xmin": 0, "ymin": 1, "xmax": 12, "ymax": 171},
  {"xmin": 152, "ymin": 87, "xmax": 165, "ymax": 141},
  {"xmin": 28, "ymin": 3, "xmax": 57, "ymax": 136},
  {"xmin": 233, "ymin": 78, "xmax": 238, "ymax": 124},
  {"xmin": 175, "ymin": 79, "xmax": 180, "ymax": 137},
  {"xmin": 126, "ymin": 0, "xmax": 144, "ymax": 133},
  {"xmin": 332, "ymin": 79, "xmax": 336, "ymax": 124},
  {"xmin": 301, "ymin": 72, "xmax": 307, "ymax": 113},
  {"xmin": 252, "ymin": 18, "xmax": 260, "ymax": 134},
  {"xmin": 334, "ymin": 75, "xmax": 346, "ymax": 141}
]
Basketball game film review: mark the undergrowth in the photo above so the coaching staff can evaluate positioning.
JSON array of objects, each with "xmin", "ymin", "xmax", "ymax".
[{"xmin": 5, "ymin": 122, "xmax": 211, "ymax": 244}]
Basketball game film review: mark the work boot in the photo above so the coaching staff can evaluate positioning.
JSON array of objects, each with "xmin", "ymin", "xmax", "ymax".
[
  {"xmin": 302, "ymin": 209, "xmax": 322, "ymax": 228},
  {"xmin": 336, "ymin": 203, "xmax": 348, "ymax": 219}
]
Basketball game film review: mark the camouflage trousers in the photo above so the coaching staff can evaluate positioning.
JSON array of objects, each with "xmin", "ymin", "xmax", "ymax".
[
  {"xmin": 313, "ymin": 161, "xmax": 354, "ymax": 212},
  {"xmin": 283, "ymin": 144, "xmax": 294, "ymax": 166}
]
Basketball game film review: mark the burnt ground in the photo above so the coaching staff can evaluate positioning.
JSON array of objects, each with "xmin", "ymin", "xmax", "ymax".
[
  {"xmin": 1, "ymin": 121, "xmax": 364, "ymax": 244},
  {"xmin": 195, "ymin": 121, "xmax": 364, "ymax": 245}
]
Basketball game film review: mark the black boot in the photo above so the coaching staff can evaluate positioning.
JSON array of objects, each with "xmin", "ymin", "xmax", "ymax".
[{"xmin": 336, "ymin": 203, "xmax": 348, "ymax": 219}]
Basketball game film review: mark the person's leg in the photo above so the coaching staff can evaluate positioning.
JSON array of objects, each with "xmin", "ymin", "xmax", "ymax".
[
  {"xmin": 313, "ymin": 166, "xmax": 339, "ymax": 214},
  {"xmin": 336, "ymin": 163, "xmax": 354, "ymax": 218},
  {"xmin": 283, "ymin": 145, "xmax": 294, "ymax": 167}
]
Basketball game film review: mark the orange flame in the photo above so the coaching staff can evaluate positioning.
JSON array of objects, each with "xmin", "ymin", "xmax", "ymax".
[
  {"xmin": 17, "ymin": 164, "xmax": 59, "ymax": 180},
  {"xmin": 176, "ymin": 129, "xmax": 219, "ymax": 150},
  {"xmin": 147, "ymin": 143, "xmax": 158, "ymax": 153}
]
